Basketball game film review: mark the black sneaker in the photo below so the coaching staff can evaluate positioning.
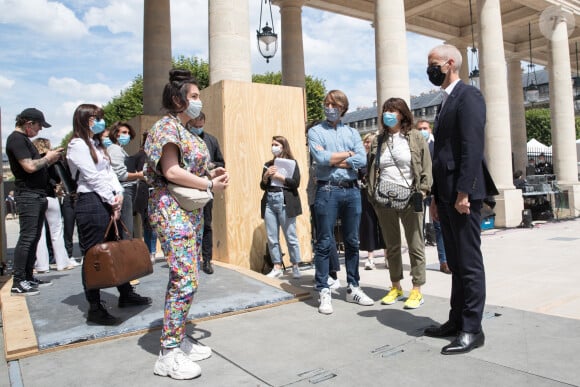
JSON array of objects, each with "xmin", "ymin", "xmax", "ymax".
[
  {"xmin": 27, "ymin": 276, "xmax": 53, "ymax": 288},
  {"xmin": 87, "ymin": 302, "xmax": 121, "ymax": 325},
  {"xmin": 11, "ymin": 280, "xmax": 40, "ymax": 296},
  {"xmin": 118, "ymin": 290, "xmax": 152, "ymax": 308}
]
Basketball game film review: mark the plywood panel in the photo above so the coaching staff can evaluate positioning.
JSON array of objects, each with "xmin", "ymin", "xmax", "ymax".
[{"xmin": 201, "ymin": 80, "xmax": 311, "ymax": 271}]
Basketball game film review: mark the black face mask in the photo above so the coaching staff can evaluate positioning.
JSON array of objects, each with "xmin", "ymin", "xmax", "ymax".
[{"xmin": 427, "ymin": 65, "xmax": 447, "ymax": 87}]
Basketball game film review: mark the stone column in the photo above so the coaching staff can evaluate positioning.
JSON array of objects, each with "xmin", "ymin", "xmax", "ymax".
[
  {"xmin": 477, "ymin": 0, "xmax": 523, "ymax": 227},
  {"xmin": 549, "ymin": 16, "xmax": 578, "ymax": 184},
  {"xmin": 455, "ymin": 42, "xmax": 471, "ymax": 82},
  {"xmin": 507, "ymin": 58, "xmax": 528, "ymax": 176},
  {"xmin": 548, "ymin": 13, "xmax": 580, "ymax": 216},
  {"xmin": 209, "ymin": 0, "xmax": 252, "ymax": 84},
  {"xmin": 374, "ymin": 0, "xmax": 410, "ymax": 107},
  {"xmin": 143, "ymin": 0, "xmax": 172, "ymax": 115},
  {"xmin": 279, "ymin": 0, "xmax": 306, "ymax": 88}
]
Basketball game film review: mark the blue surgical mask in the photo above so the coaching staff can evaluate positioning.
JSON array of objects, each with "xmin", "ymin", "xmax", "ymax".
[
  {"xmin": 118, "ymin": 133, "xmax": 131, "ymax": 146},
  {"xmin": 102, "ymin": 137, "xmax": 113, "ymax": 148},
  {"xmin": 91, "ymin": 119, "xmax": 106, "ymax": 134},
  {"xmin": 324, "ymin": 107, "xmax": 341, "ymax": 122},
  {"xmin": 189, "ymin": 127, "xmax": 204, "ymax": 136},
  {"xmin": 185, "ymin": 99, "xmax": 203, "ymax": 120},
  {"xmin": 382, "ymin": 112, "xmax": 398, "ymax": 128}
]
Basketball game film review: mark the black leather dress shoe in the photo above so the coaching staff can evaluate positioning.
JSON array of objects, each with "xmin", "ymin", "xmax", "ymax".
[
  {"xmin": 441, "ymin": 331, "xmax": 485, "ymax": 355},
  {"xmin": 202, "ymin": 261, "xmax": 214, "ymax": 275},
  {"xmin": 424, "ymin": 320, "xmax": 458, "ymax": 337}
]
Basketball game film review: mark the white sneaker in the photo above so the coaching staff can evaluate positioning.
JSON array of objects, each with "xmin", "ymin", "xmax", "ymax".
[
  {"xmin": 266, "ymin": 268, "xmax": 283, "ymax": 278},
  {"xmin": 68, "ymin": 258, "xmax": 80, "ymax": 267},
  {"xmin": 327, "ymin": 277, "xmax": 341, "ymax": 290},
  {"xmin": 150, "ymin": 253, "xmax": 156, "ymax": 265},
  {"xmin": 153, "ymin": 348, "xmax": 201, "ymax": 380},
  {"xmin": 346, "ymin": 285, "xmax": 374, "ymax": 306},
  {"xmin": 181, "ymin": 336, "xmax": 212, "ymax": 361},
  {"xmin": 292, "ymin": 265, "xmax": 301, "ymax": 279},
  {"xmin": 318, "ymin": 288, "xmax": 333, "ymax": 314},
  {"xmin": 364, "ymin": 259, "xmax": 376, "ymax": 270}
]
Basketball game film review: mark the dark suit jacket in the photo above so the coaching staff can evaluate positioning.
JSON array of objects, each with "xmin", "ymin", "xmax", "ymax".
[
  {"xmin": 260, "ymin": 160, "xmax": 302, "ymax": 219},
  {"xmin": 432, "ymin": 81, "xmax": 497, "ymax": 203},
  {"xmin": 199, "ymin": 132, "xmax": 225, "ymax": 169}
]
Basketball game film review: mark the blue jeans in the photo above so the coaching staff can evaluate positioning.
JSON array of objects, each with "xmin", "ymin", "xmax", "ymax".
[
  {"xmin": 264, "ymin": 192, "xmax": 301, "ymax": 264},
  {"xmin": 313, "ymin": 185, "xmax": 361, "ymax": 290},
  {"xmin": 13, "ymin": 190, "xmax": 48, "ymax": 281},
  {"xmin": 433, "ymin": 220, "xmax": 447, "ymax": 264}
]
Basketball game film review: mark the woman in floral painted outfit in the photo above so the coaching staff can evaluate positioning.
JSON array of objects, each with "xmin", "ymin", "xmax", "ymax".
[{"xmin": 146, "ymin": 69, "xmax": 229, "ymax": 380}]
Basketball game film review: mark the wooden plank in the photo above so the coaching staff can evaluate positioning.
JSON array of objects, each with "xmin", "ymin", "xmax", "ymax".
[{"xmin": 0, "ymin": 277, "xmax": 39, "ymax": 360}]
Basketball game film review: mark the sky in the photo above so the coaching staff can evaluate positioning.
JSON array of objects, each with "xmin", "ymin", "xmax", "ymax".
[{"xmin": 0, "ymin": 0, "xmax": 444, "ymax": 151}]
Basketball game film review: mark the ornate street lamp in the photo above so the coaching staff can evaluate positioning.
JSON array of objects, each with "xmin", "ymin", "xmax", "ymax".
[
  {"xmin": 256, "ymin": 0, "xmax": 278, "ymax": 63},
  {"xmin": 525, "ymin": 22, "xmax": 540, "ymax": 104}
]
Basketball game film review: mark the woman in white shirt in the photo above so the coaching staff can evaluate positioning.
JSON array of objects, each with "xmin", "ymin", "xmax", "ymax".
[
  {"xmin": 106, "ymin": 121, "xmax": 144, "ymax": 239},
  {"xmin": 67, "ymin": 104, "xmax": 151, "ymax": 326}
]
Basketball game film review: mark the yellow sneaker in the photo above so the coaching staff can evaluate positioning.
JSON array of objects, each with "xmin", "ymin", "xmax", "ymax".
[
  {"xmin": 381, "ymin": 287, "xmax": 404, "ymax": 305},
  {"xmin": 404, "ymin": 289, "xmax": 424, "ymax": 309}
]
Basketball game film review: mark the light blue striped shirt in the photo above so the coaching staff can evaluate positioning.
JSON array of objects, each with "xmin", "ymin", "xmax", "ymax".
[{"xmin": 307, "ymin": 120, "xmax": 366, "ymax": 182}]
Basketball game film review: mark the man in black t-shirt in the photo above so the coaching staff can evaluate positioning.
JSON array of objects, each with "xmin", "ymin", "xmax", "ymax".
[{"xmin": 6, "ymin": 108, "xmax": 63, "ymax": 296}]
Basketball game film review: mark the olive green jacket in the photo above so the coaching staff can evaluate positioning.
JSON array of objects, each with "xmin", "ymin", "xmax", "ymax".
[{"xmin": 366, "ymin": 129, "xmax": 433, "ymax": 203}]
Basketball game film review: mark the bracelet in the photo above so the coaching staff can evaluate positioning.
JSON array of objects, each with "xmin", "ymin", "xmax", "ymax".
[{"xmin": 207, "ymin": 180, "xmax": 213, "ymax": 191}]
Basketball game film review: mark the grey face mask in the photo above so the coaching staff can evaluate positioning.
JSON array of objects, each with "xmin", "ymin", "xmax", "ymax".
[{"xmin": 324, "ymin": 107, "xmax": 340, "ymax": 122}]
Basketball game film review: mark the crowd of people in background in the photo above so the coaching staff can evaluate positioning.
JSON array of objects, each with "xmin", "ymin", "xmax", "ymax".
[{"xmin": 4, "ymin": 42, "xmax": 501, "ymax": 380}]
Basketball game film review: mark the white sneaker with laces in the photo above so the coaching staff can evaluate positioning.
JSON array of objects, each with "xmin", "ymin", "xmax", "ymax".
[
  {"xmin": 266, "ymin": 268, "xmax": 283, "ymax": 278},
  {"xmin": 154, "ymin": 348, "xmax": 201, "ymax": 380},
  {"xmin": 318, "ymin": 288, "xmax": 333, "ymax": 314},
  {"xmin": 346, "ymin": 285, "xmax": 374, "ymax": 306},
  {"xmin": 180, "ymin": 336, "xmax": 212, "ymax": 361},
  {"xmin": 364, "ymin": 258, "xmax": 376, "ymax": 270},
  {"xmin": 292, "ymin": 265, "xmax": 301, "ymax": 279},
  {"xmin": 327, "ymin": 277, "xmax": 340, "ymax": 290}
]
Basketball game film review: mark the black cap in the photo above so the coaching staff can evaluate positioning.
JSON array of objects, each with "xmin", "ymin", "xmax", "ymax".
[{"xmin": 19, "ymin": 108, "xmax": 51, "ymax": 128}]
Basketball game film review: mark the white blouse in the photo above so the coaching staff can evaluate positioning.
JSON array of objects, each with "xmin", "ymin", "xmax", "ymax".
[
  {"xmin": 378, "ymin": 132, "xmax": 413, "ymax": 187},
  {"xmin": 67, "ymin": 138, "xmax": 123, "ymax": 205}
]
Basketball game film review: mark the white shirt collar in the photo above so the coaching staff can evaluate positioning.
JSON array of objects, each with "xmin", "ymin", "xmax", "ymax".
[{"xmin": 443, "ymin": 79, "xmax": 461, "ymax": 96}]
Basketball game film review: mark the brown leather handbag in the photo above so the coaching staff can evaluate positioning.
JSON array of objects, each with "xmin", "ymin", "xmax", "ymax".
[{"xmin": 83, "ymin": 217, "xmax": 153, "ymax": 290}]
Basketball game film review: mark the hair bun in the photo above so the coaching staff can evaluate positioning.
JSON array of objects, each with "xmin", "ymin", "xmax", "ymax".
[{"xmin": 169, "ymin": 69, "xmax": 192, "ymax": 83}]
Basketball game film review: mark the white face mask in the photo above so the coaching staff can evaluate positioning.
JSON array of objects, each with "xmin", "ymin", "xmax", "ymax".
[
  {"xmin": 185, "ymin": 99, "xmax": 203, "ymax": 120},
  {"xmin": 271, "ymin": 145, "xmax": 282, "ymax": 156}
]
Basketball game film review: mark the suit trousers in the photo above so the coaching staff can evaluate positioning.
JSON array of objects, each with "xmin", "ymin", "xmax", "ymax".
[{"xmin": 436, "ymin": 199, "xmax": 485, "ymax": 333}]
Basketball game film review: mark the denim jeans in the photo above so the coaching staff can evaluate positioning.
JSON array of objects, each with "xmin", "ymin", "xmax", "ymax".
[
  {"xmin": 433, "ymin": 219, "xmax": 447, "ymax": 264},
  {"xmin": 264, "ymin": 192, "xmax": 301, "ymax": 264},
  {"xmin": 13, "ymin": 190, "xmax": 48, "ymax": 281},
  {"xmin": 313, "ymin": 185, "xmax": 361, "ymax": 290}
]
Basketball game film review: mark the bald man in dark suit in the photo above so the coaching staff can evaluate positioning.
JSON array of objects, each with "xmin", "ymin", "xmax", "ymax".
[{"xmin": 423, "ymin": 44, "xmax": 498, "ymax": 355}]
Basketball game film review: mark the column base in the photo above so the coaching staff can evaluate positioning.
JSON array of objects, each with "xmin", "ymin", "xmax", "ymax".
[
  {"xmin": 492, "ymin": 188, "xmax": 524, "ymax": 228},
  {"xmin": 553, "ymin": 183, "xmax": 580, "ymax": 218}
]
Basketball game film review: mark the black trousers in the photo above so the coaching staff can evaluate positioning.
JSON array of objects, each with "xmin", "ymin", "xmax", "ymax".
[
  {"xmin": 61, "ymin": 195, "xmax": 76, "ymax": 257},
  {"xmin": 437, "ymin": 199, "xmax": 485, "ymax": 333},
  {"xmin": 202, "ymin": 200, "xmax": 213, "ymax": 263},
  {"xmin": 13, "ymin": 190, "xmax": 47, "ymax": 281},
  {"xmin": 75, "ymin": 192, "xmax": 132, "ymax": 304}
]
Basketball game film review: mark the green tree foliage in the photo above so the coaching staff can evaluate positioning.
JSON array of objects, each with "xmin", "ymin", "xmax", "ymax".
[
  {"xmin": 525, "ymin": 108, "xmax": 580, "ymax": 145},
  {"xmin": 525, "ymin": 108, "xmax": 552, "ymax": 145},
  {"xmin": 100, "ymin": 59, "xmax": 325, "ymax": 130},
  {"xmin": 102, "ymin": 57, "xmax": 210, "ymax": 124},
  {"xmin": 252, "ymin": 72, "xmax": 326, "ymax": 122}
]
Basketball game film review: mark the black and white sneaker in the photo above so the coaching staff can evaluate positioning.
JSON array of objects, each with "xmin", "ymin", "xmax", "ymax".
[
  {"xmin": 28, "ymin": 276, "xmax": 53, "ymax": 288},
  {"xmin": 11, "ymin": 280, "xmax": 40, "ymax": 296}
]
